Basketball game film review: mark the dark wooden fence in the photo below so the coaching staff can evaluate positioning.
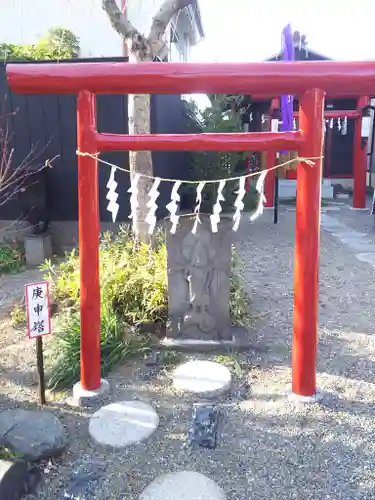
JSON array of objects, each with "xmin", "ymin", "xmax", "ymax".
[{"xmin": 0, "ymin": 57, "xmax": 195, "ymax": 222}]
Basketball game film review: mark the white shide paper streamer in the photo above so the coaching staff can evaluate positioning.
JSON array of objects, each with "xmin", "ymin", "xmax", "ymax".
[
  {"xmin": 192, "ymin": 182, "xmax": 205, "ymax": 234},
  {"xmin": 341, "ymin": 116, "xmax": 348, "ymax": 135},
  {"xmin": 128, "ymin": 173, "xmax": 140, "ymax": 220},
  {"xmin": 210, "ymin": 180, "xmax": 226, "ymax": 233},
  {"xmin": 232, "ymin": 177, "xmax": 246, "ymax": 232},
  {"xmin": 145, "ymin": 177, "xmax": 161, "ymax": 234},
  {"xmin": 166, "ymin": 180, "xmax": 182, "ymax": 234},
  {"xmin": 106, "ymin": 166, "xmax": 119, "ymax": 222},
  {"xmin": 250, "ymin": 170, "xmax": 268, "ymax": 222}
]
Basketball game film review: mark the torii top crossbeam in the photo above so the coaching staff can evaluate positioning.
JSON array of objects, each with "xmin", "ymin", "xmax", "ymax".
[{"xmin": 6, "ymin": 60, "xmax": 375, "ymax": 98}]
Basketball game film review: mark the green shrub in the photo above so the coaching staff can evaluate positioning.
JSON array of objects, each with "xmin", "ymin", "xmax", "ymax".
[
  {"xmin": 230, "ymin": 249, "xmax": 252, "ymax": 328},
  {"xmin": 43, "ymin": 226, "xmax": 251, "ymax": 390},
  {"xmin": 0, "ymin": 244, "xmax": 23, "ymax": 274},
  {"xmin": 183, "ymin": 96, "xmax": 257, "ymax": 213},
  {"xmin": 42, "ymin": 227, "xmax": 168, "ymax": 326},
  {"xmin": 0, "ymin": 27, "xmax": 79, "ymax": 61},
  {"xmin": 10, "ymin": 302, "xmax": 27, "ymax": 325}
]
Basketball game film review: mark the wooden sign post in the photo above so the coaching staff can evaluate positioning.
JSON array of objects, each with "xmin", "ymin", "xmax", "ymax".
[{"xmin": 25, "ymin": 281, "xmax": 52, "ymax": 405}]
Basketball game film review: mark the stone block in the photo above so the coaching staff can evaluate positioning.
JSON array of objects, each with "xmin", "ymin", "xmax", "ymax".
[
  {"xmin": 166, "ymin": 214, "xmax": 232, "ymax": 341},
  {"xmin": 0, "ymin": 460, "xmax": 28, "ymax": 500},
  {"xmin": 24, "ymin": 234, "xmax": 53, "ymax": 266}
]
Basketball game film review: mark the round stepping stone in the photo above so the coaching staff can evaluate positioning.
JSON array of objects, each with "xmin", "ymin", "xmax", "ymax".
[
  {"xmin": 89, "ymin": 400, "xmax": 159, "ymax": 447},
  {"xmin": 0, "ymin": 409, "xmax": 67, "ymax": 461},
  {"xmin": 139, "ymin": 471, "xmax": 226, "ymax": 500},
  {"xmin": 172, "ymin": 360, "xmax": 232, "ymax": 396}
]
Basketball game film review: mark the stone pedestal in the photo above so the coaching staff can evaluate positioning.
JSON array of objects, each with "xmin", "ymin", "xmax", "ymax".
[
  {"xmin": 24, "ymin": 234, "xmax": 52, "ymax": 266},
  {"xmin": 166, "ymin": 214, "xmax": 233, "ymax": 343}
]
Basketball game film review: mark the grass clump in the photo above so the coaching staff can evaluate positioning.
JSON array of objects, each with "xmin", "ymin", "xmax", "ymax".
[
  {"xmin": 48, "ymin": 307, "xmax": 150, "ymax": 391},
  {"xmin": 42, "ymin": 226, "xmax": 251, "ymax": 390}
]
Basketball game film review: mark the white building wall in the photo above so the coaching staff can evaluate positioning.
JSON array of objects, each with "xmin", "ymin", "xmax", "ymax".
[
  {"xmin": 0, "ymin": 0, "xmax": 123, "ymax": 58},
  {"xmin": 127, "ymin": 0, "xmax": 161, "ymax": 38}
]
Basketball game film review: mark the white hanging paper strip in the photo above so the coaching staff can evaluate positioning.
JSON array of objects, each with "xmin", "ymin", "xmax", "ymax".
[
  {"xmin": 145, "ymin": 177, "xmax": 161, "ymax": 234},
  {"xmin": 127, "ymin": 173, "xmax": 140, "ymax": 220},
  {"xmin": 192, "ymin": 182, "xmax": 205, "ymax": 234},
  {"xmin": 250, "ymin": 170, "xmax": 268, "ymax": 222},
  {"xmin": 166, "ymin": 180, "xmax": 182, "ymax": 234},
  {"xmin": 232, "ymin": 177, "xmax": 246, "ymax": 232},
  {"xmin": 271, "ymin": 119, "xmax": 279, "ymax": 133},
  {"xmin": 329, "ymin": 118, "xmax": 334, "ymax": 129},
  {"xmin": 210, "ymin": 180, "xmax": 226, "ymax": 233},
  {"xmin": 342, "ymin": 116, "xmax": 348, "ymax": 135},
  {"xmin": 338, "ymin": 117, "xmax": 342, "ymax": 131},
  {"xmin": 261, "ymin": 114, "xmax": 266, "ymax": 124},
  {"xmin": 293, "ymin": 118, "xmax": 297, "ymax": 131},
  {"xmin": 361, "ymin": 116, "xmax": 371, "ymax": 138},
  {"xmin": 106, "ymin": 167, "xmax": 119, "ymax": 222},
  {"xmin": 249, "ymin": 112, "xmax": 253, "ymax": 122}
]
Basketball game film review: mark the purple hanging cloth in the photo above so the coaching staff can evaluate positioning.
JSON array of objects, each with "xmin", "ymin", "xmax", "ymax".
[{"xmin": 280, "ymin": 23, "xmax": 294, "ymax": 154}]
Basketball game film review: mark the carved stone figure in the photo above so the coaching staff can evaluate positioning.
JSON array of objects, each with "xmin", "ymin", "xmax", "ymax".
[{"xmin": 166, "ymin": 215, "xmax": 232, "ymax": 341}]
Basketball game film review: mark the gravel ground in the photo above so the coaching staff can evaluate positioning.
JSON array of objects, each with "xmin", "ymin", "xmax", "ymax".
[{"xmin": 2, "ymin": 205, "xmax": 375, "ymax": 499}]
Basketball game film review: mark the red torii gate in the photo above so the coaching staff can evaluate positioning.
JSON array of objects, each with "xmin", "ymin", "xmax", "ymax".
[
  {"xmin": 7, "ymin": 60, "xmax": 375, "ymax": 400},
  {"xmin": 263, "ymin": 96, "xmax": 370, "ymax": 209}
]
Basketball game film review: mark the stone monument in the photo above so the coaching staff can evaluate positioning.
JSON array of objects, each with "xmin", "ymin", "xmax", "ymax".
[{"xmin": 164, "ymin": 214, "xmax": 248, "ymax": 349}]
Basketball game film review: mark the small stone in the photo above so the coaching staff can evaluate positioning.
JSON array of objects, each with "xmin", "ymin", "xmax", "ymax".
[
  {"xmin": 172, "ymin": 360, "xmax": 232, "ymax": 396},
  {"xmin": 0, "ymin": 410, "xmax": 67, "ymax": 461},
  {"xmin": 62, "ymin": 458, "xmax": 105, "ymax": 500},
  {"xmin": 89, "ymin": 401, "xmax": 159, "ymax": 448},
  {"xmin": 139, "ymin": 471, "xmax": 227, "ymax": 500},
  {"xmin": 145, "ymin": 351, "xmax": 160, "ymax": 367},
  {"xmin": 186, "ymin": 404, "xmax": 220, "ymax": 449}
]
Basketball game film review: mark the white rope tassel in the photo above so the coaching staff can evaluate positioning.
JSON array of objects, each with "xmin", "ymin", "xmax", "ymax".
[
  {"xmin": 232, "ymin": 177, "xmax": 246, "ymax": 232},
  {"xmin": 106, "ymin": 166, "xmax": 119, "ymax": 222},
  {"xmin": 145, "ymin": 177, "xmax": 161, "ymax": 234},
  {"xmin": 210, "ymin": 180, "xmax": 226, "ymax": 233},
  {"xmin": 166, "ymin": 180, "xmax": 181, "ymax": 234},
  {"xmin": 127, "ymin": 173, "xmax": 140, "ymax": 220},
  {"xmin": 192, "ymin": 182, "xmax": 205, "ymax": 234},
  {"xmin": 250, "ymin": 170, "xmax": 268, "ymax": 222}
]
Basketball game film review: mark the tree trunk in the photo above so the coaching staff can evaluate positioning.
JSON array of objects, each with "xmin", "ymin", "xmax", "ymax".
[
  {"xmin": 128, "ymin": 53, "xmax": 154, "ymax": 243},
  {"xmin": 102, "ymin": 0, "xmax": 195, "ymax": 243}
]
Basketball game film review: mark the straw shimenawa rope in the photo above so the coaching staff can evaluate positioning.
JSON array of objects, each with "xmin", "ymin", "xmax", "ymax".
[{"xmin": 76, "ymin": 150, "xmax": 322, "ymax": 185}]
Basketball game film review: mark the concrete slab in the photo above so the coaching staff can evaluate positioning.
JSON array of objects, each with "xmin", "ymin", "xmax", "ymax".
[
  {"xmin": 72, "ymin": 379, "xmax": 110, "ymax": 407},
  {"xmin": 356, "ymin": 253, "xmax": 375, "ymax": 267},
  {"xmin": 89, "ymin": 401, "xmax": 159, "ymax": 448},
  {"xmin": 172, "ymin": 360, "xmax": 232, "ymax": 397},
  {"xmin": 139, "ymin": 471, "xmax": 227, "ymax": 500}
]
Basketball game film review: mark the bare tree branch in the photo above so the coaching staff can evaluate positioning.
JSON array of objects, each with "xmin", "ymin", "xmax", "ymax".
[
  {"xmin": 102, "ymin": 0, "xmax": 194, "ymax": 61},
  {"xmin": 101, "ymin": 0, "xmax": 141, "ymax": 42},
  {"xmin": 101, "ymin": 0, "xmax": 195, "ymax": 241},
  {"xmin": 148, "ymin": 0, "xmax": 193, "ymax": 42}
]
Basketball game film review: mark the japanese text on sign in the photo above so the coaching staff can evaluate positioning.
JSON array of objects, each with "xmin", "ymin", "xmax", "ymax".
[{"xmin": 25, "ymin": 282, "xmax": 51, "ymax": 338}]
